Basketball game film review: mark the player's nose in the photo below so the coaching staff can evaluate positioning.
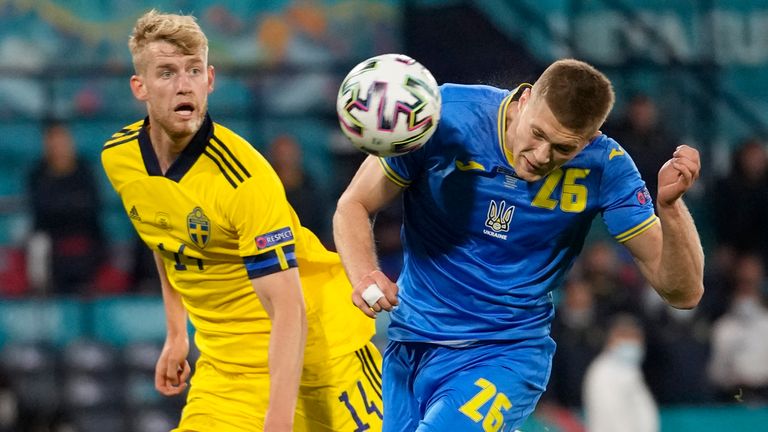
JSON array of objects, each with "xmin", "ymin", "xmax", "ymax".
[{"xmin": 532, "ymin": 143, "xmax": 551, "ymax": 165}]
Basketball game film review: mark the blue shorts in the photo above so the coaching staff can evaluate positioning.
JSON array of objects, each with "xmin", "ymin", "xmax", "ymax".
[{"xmin": 382, "ymin": 338, "xmax": 555, "ymax": 432}]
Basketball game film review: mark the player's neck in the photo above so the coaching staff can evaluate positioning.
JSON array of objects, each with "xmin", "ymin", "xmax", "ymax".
[{"xmin": 146, "ymin": 123, "xmax": 189, "ymax": 174}]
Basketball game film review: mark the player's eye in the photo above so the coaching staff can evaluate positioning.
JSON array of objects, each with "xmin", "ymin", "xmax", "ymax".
[
  {"xmin": 190, "ymin": 68, "xmax": 201, "ymax": 75},
  {"xmin": 554, "ymin": 144, "xmax": 574, "ymax": 154},
  {"xmin": 160, "ymin": 70, "xmax": 173, "ymax": 79}
]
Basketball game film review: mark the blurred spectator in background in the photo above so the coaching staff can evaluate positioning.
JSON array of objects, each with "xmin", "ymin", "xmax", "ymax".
[
  {"xmin": 26, "ymin": 121, "xmax": 104, "ymax": 295},
  {"xmin": 129, "ymin": 233, "xmax": 158, "ymax": 294},
  {"xmin": 583, "ymin": 314, "xmax": 659, "ymax": 432},
  {"xmin": 640, "ymin": 286, "xmax": 715, "ymax": 405},
  {"xmin": 708, "ymin": 253, "xmax": 768, "ymax": 404},
  {"xmin": 546, "ymin": 278, "xmax": 606, "ymax": 409},
  {"xmin": 605, "ymin": 93, "xmax": 681, "ymax": 202},
  {"xmin": 576, "ymin": 241, "xmax": 642, "ymax": 316},
  {"xmin": 267, "ymin": 133, "xmax": 329, "ymax": 244},
  {"xmin": 711, "ymin": 137, "xmax": 768, "ymax": 267},
  {"xmin": 0, "ymin": 369, "xmax": 17, "ymax": 432}
]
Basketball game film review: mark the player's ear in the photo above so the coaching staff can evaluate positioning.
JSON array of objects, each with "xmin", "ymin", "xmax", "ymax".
[
  {"xmin": 130, "ymin": 75, "xmax": 148, "ymax": 101},
  {"xmin": 517, "ymin": 87, "xmax": 532, "ymax": 112},
  {"xmin": 207, "ymin": 65, "xmax": 215, "ymax": 94}
]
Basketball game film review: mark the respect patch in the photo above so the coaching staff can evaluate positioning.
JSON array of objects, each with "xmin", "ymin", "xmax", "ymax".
[{"xmin": 255, "ymin": 227, "xmax": 294, "ymax": 250}]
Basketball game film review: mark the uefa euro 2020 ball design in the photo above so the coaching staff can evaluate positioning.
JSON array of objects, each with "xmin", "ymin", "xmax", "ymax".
[{"xmin": 336, "ymin": 53, "xmax": 441, "ymax": 157}]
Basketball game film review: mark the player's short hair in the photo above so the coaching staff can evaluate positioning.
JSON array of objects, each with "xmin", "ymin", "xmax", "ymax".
[
  {"xmin": 128, "ymin": 9, "xmax": 208, "ymax": 74},
  {"xmin": 532, "ymin": 58, "xmax": 615, "ymax": 135}
]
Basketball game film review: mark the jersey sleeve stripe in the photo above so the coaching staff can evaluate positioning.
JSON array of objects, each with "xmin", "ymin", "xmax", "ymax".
[
  {"xmin": 211, "ymin": 135, "xmax": 251, "ymax": 178},
  {"xmin": 242, "ymin": 245, "xmax": 298, "ymax": 279},
  {"xmin": 206, "ymin": 143, "xmax": 244, "ymax": 182},
  {"xmin": 615, "ymin": 215, "xmax": 659, "ymax": 243},
  {"xmin": 203, "ymin": 150, "xmax": 238, "ymax": 188},
  {"xmin": 379, "ymin": 158, "xmax": 410, "ymax": 187},
  {"xmin": 103, "ymin": 131, "xmax": 140, "ymax": 150}
]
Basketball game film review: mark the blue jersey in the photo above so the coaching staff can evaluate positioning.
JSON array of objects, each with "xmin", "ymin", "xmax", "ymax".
[{"xmin": 381, "ymin": 84, "xmax": 657, "ymax": 344}]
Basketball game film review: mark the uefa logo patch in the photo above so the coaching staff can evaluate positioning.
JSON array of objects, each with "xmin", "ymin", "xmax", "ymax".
[
  {"xmin": 255, "ymin": 227, "xmax": 294, "ymax": 250},
  {"xmin": 636, "ymin": 187, "xmax": 652, "ymax": 205}
]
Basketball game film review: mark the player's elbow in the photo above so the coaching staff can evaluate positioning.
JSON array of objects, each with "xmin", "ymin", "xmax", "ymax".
[{"xmin": 665, "ymin": 282, "xmax": 704, "ymax": 310}]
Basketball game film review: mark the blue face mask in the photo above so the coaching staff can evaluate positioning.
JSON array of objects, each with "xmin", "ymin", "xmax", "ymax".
[{"xmin": 610, "ymin": 341, "xmax": 645, "ymax": 366}]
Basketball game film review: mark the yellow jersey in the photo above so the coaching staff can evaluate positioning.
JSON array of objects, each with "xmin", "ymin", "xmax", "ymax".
[{"xmin": 101, "ymin": 115, "xmax": 374, "ymax": 373}]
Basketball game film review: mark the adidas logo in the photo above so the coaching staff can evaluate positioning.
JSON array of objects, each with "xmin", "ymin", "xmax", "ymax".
[{"xmin": 129, "ymin": 205, "xmax": 142, "ymax": 221}]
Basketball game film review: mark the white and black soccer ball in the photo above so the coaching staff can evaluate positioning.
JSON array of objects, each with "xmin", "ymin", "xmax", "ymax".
[{"xmin": 336, "ymin": 53, "xmax": 441, "ymax": 157}]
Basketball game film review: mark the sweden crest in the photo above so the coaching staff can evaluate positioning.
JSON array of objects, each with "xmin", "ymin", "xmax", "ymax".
[{"xmin": 187, "ymin": 207, "xmax": 210, "ymax": 248}]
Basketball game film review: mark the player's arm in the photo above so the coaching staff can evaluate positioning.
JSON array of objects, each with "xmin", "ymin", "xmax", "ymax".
[
  {"xmin": 333, "ymin": 155, "xmax": 404, "ymax": 317},
  {"xmin": 623, "ymin": 145, "xmax": 704, "ymax": 309},
  {"xmin": 250, "ymin": 268, "xmax": 307, "ymax": 431},
  {"xmin": 152, "ymin": 251, "xmax": 191, "ymax": 396}
]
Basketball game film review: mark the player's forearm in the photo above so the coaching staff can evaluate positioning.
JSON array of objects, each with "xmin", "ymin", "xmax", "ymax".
[
  {"xmin": 332, "ymin": 199, "xmax": 380, "ymax": 285},
  {"xmin": 265, "ymin": 298, "xmax": 307, "ymax": 428},
  {"xmin": 654, "ymin": 200, "xmax": 704, "ymax": 309},
  {"xmin": 153, "ymin": 252, "xmax": 188, "ymax": 340}
]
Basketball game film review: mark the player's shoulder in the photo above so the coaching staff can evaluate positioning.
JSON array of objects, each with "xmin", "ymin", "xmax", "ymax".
[
  {"xmin": 101, "ymin": 120, "xmax": 144, "ymax": 175},
  {"xmin": 209, "ymin": 121, "xmax": 280, "ymax": 189},
  {"xmin": 102, "ymin": 120, "xmax": 143, "ymax": 153},
  {"xmin": 440, "ymin": 83, "xmax": 509, "ymax": 105},
  {"xmin": 577, "ymin": 133, "xmax": 630, "ymax": 166},
  {"xmin": 210, "ymin": 122, "xmax": 267, "ymax": 168}
]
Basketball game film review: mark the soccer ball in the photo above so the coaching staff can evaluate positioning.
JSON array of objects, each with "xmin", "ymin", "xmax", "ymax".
[{"xmin": 336, "ymin": 53, "xmax": 441, "ymax": 157}]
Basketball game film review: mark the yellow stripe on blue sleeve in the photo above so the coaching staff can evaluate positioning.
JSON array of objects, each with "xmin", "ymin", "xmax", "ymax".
[
  {"xmin": 243, "ymin": 244, "xmax": 297, "ymax": 279},
  {"xmin": 378, "ymin": 158, "xmax": 410, "ymax": 188},
  {"xmin": 615, "ymin": 215, "xmax": 659, "ymax": 243}
]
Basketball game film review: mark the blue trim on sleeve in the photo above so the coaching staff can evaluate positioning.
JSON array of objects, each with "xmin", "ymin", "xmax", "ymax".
[{"xmin": 243, "ymin": 244, "xmax": 297, "ymax": 279}]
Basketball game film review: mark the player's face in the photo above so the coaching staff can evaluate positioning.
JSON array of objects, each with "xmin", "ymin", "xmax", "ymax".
[
  {"xmin": 131, "ymin": 41, "xmax": 214, "ymax": 142},
  {"xmin": 506, "ymin": 89, "xmax": 592, "ymax": 182}
]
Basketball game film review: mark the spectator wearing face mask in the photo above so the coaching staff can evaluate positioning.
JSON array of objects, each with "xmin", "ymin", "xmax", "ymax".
[
  {"xmin": 708, "ymin": 253, "xmax": 768, "ymax": 403},
  {"xmin": 545, "ymin": 278, "xmax": 607, "ymax": 408},
  {"xmin": 583, "ymin": 314, "xmax": 659, "ymax": 432}
]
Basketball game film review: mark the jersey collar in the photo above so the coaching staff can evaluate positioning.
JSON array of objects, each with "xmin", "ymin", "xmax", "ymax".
[
  {"xmin": 139, "ymin": 113, "xmax": 213, "ymax": 182},
  {"xmin": 497, "ymin": 83, "xmax": 531, "ymax": 170}
]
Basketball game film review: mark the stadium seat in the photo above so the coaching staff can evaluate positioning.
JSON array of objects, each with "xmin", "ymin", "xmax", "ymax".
[
  {"xmin": 123, "ymin": 341, "xmax": 165, "ymax": 409},
  {"xmin": 60, "ymin": 340, "xmax": 123, "ymax": 411},
  {"xmin": 90, "ymin": 295, "xmax": 166, "ymax": 347},
  {"xmin": 129, "ymin": 408, "xmax": 179, "ymax": 432},
  {"xmin": 69, "ymin": 409, "xmax": 128, "ymax": 432},
  {"xmin": 0, "ymin": 298, "xmax": 84, "ymax": 348},
  {"xmin": 0, "ymin": 342, "xmax": 60, "ymax": 418}
]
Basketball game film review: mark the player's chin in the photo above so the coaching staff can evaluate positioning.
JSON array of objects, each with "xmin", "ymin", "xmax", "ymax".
[{"xmin": 517, "ymin": 170, "xmax": 544, "ymax": 182}]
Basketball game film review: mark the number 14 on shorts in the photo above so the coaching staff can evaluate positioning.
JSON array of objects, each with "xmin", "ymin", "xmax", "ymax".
[
  {"xmin": 339, "ymin": 380, "xmax": 383, "ymax": 431},
  {"xmin": 459, "ymin": 378, "xmax": 512, "ymax": 432}
]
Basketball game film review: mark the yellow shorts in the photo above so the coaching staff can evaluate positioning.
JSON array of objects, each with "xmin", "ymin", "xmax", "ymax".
[
  {"xmin": 173, "ymin": 341, "xmax": 383, "ymax": 432},
  {"xmin": 296, "ymin": 341, "xmax": 383, "ymax": 431}
]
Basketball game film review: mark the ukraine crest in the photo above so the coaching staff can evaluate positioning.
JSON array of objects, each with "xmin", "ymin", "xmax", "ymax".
[{"xmin": 187, "ymin": 207, "xmax": 210, "ymax": 248}]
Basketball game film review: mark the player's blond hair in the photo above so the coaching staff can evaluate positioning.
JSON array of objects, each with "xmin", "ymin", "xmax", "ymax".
[
  {"xmin": 128, "ymin": 9, "xmax": 208, "ymax": 74},
  {"xmin": 532, "ymin": 58, "xmax": 615, "ymax": 134}
]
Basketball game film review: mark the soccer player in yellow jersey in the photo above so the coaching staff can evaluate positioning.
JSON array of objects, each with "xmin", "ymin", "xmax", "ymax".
[{"xmin": 101, "ymin": 10, "xmax": 381, "ymax": 432}]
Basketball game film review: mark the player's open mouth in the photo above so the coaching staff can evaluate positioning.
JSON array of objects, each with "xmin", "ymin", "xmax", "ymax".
[{"xmin": 174, "ymin": 103, "xmax": 195, "ymax": 116}]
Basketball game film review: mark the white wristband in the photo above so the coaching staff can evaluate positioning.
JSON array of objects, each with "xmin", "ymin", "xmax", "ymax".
[{"xmin": 362, "ymin": 284, "xmax": 385, "ymax": 307}]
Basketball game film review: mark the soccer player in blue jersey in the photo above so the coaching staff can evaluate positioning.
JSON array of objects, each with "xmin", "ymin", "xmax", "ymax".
[{"xmin": 333, "ymin": 58, "xmax": 704, "ymax": 431}]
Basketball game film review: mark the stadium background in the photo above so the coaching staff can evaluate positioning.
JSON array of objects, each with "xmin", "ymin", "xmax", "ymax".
[{"xmin": 0, "ymin": 0, "xmax": 767, "ymax": 431}]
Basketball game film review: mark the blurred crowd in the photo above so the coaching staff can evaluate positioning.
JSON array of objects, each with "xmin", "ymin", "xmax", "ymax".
[
  {"xmin": 0, "ymin": 2, "xmax": 767, "ymax": 431},
  {"xmin": 0, "ymin": 91, "xmax": 764, "ymax": 431}
]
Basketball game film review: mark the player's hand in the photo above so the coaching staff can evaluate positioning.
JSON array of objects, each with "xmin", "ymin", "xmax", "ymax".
[
  {"xmin": 155, "ymin": 336, "xmax": 191, "ymax": 396},
  {"xmin": 351, "ymin": 269, "xmax": 399, "ymax": 318},
  {"xmin": 656, "ymin": 145, "xmax": 700, "ymax": 207}
]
